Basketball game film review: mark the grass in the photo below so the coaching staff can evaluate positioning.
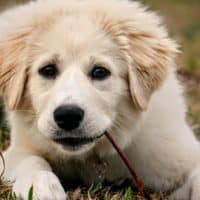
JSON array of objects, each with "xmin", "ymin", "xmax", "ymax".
[
  {"xmin": 0, "ymin": 0, "xmax": 200, "ymax": 199},
  {"xmin": 0, "ymin": 182, "xmax": 147, "ymax": 200},
  {"xmin": 186, "ymin": 80, "xmax": 200, "ymax": 137}
]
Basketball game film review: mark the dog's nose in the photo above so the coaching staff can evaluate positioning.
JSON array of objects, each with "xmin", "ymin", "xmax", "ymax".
[{"xmin": 54, "ymin": 105, "xmax": 84, "ymax": 131}]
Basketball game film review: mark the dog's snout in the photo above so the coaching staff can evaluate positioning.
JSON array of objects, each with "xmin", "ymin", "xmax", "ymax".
[{"xmin": 54, "ymin": 105, "xmax": 84, "ymax": 131}]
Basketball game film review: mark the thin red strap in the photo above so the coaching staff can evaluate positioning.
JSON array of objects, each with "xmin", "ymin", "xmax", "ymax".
[{"xmin": 105, "ymin": 132, "xmax": 145, "ymax": 196}]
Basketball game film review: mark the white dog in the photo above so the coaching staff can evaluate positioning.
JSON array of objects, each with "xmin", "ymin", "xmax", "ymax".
[{"xmin": 0, "ymin": 0, "xmax": 200, "ymax": 199}]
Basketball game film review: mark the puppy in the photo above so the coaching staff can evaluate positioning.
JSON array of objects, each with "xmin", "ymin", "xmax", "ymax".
[{"xmin": 1, "ymin": 0, "xmax": 200, "ymax": 199}]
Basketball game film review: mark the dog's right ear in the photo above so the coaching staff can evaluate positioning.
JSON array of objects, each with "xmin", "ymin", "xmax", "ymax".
[{"xmin": 0, "ymin": 28, "xmax": 31, "ymax": 110}]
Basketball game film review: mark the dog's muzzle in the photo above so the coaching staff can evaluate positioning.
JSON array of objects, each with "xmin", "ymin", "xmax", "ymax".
[
  {"xmin": 52, "ymin": 133, "xmax": 105, "ymax": 150},
  {"xmin": 52, "ymin": 105, "xmax": 105, "ymax": 150}
]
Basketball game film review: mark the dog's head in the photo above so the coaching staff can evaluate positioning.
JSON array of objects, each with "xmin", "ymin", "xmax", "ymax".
[{"xmin": 0, "ymin": 0, "xmax": 178, "ymax": 154}]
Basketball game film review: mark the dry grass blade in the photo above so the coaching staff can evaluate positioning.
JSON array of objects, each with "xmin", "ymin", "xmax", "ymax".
[{"xmin": 0, "ymin": 152, "xmax": 5, "ymax": 178}]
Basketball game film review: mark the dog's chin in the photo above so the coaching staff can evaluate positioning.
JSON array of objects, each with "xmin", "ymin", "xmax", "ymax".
[{"xmin": 52, "ymin": 133, "xmax": 105, "ymax": 153}]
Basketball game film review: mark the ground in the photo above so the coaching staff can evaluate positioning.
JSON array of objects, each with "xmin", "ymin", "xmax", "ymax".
[{"xmin": 0, "ymin": 0, "xmax": 200, "ymax": 199}]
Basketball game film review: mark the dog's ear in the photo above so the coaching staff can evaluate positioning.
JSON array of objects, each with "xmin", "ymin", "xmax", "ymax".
[
  {"xmin": 103, "ymin": 19, "xmax": 178, "ymax": 110},
  {"xmin": 126, "ymin": 31, "xmax": 178, "ymax": 110},
  {"xmin": 126, "ymin": 25, "xmax": 178, "ymax": 110},
  {"xmin": 0, "ymin": 29, "xmax": 30, "ymax": 110}
]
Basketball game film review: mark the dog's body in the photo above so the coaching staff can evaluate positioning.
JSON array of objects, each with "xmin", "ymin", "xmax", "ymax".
[{"xmin": 1, "ymin": 0, "xmax": 200, "ymax": 199}]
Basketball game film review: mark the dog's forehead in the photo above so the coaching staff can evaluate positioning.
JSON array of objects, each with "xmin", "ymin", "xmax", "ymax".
[{"xmin": 31, "ymin": 14, "xmax": 115, "ymax": 59}]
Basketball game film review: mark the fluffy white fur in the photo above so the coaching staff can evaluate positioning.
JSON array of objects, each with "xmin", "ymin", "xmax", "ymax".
[{"xmin": 0, "ymin": 0, "xmax": 200, "ymax": 199}]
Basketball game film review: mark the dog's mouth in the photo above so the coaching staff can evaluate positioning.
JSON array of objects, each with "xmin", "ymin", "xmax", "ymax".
[{"xmin": 52, "ymin": 133, "xmax": 105, "ymax": 150}]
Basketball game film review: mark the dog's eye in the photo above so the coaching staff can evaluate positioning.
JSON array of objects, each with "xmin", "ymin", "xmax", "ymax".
[
  {"xmin": 38, "ymin": 64, "xmax": 58, "ymax": 79},
  {"xmin": 90, "ymin": 66, "xmax": 111, "ymax": 80}
]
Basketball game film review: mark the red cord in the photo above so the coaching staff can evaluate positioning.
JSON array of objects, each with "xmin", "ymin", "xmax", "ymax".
[{"xmin": 105, "ymin": 132, "xmax": 145, "ymax": 197}]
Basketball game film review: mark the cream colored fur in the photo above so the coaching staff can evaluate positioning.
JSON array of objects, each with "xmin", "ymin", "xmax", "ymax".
[{"xmin": 0, "ymin": 0, "xmax": 200, "ymax": 199}]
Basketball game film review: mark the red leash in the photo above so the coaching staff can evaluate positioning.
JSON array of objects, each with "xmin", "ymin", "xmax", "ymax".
[{"xmin": 105, "ymin": 132, "xmax": 145, "ymax": 197}]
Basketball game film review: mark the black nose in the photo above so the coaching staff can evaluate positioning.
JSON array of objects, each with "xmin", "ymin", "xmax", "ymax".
[{"xmin": 54, "ymin": 105, "xmax": 84, "ymax": 131}]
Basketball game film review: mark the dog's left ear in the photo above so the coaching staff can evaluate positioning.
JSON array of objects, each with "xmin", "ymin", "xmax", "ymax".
[
  {"xmin": 0, "ymin": 29, "xmax": 30, "ymax": 110},
  {"xmin": 109, "ymin": 20, "xmax": 178, "ymax": 110},
  {"xmin": 103, "ymin": 18, "xmax": 178, "ymax": 110}
]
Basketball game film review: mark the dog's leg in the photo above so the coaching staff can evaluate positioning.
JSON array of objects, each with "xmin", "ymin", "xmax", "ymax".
[
  {"xmin": 169, "ymin": 169, "xmax": 200, "ymax": 200},
  {"xmin": 2, "ymin": 148, "xmax": 67, "ymax": 200}
]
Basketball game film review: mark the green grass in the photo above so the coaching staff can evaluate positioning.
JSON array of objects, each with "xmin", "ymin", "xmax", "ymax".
[
  {"xmin": 0, "ymin": 130, "xmax": 9, "ymax": 151},
  {"xmin": 187, "ymin": 85, "xmax": 200, "ymax": 137},
  {"xmin": 67, "ymin": 185, "xmax": 145, "ymax": 200}
]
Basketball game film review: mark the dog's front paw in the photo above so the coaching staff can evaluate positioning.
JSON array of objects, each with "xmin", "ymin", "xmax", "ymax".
[{"xmin": 13, "ymin": 170, "xmax": 67, "ymax": 200}]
